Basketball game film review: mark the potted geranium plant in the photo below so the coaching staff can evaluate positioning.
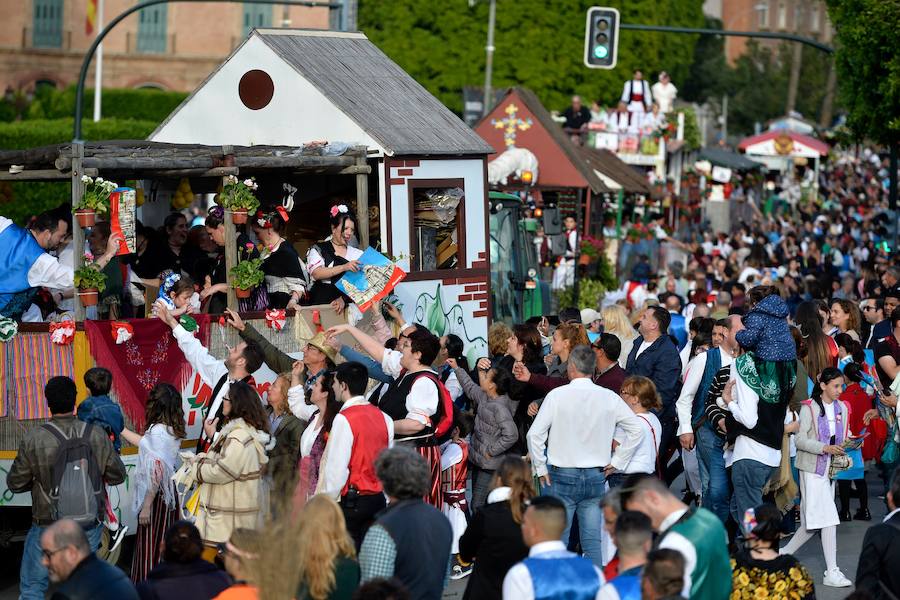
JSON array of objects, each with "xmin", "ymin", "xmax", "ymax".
[
  {"xmin": 74, "ymin": 176, "xmax": 117, "ymax": 228},
  {"xmin": 229, "ymin": 257, "xmax": 265, "ymax": 298},
  {"xmin": 73, "ymin": 254, "xmax": 107, "ymax": 306},
  {"xmin": 219, "ymin": 175, "xmax": 260, "ymax": 224},
  {"xmin": 578, "ymin": 236, "xmax": 604, "ymax": 265}
]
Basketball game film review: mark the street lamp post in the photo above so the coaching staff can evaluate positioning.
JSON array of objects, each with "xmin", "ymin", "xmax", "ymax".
[{"xmin": 482, "ymin": 0, "xmax": 497, "ymax": 118}]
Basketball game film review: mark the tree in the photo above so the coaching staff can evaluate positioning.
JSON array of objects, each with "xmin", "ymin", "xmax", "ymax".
[
  {"xmin": 824, "ymin": 0, "xmax": 900, "ymax": 144},
  {"xmin": 358, "ymin": 0, "xmax": 705, "ymax": 115},
  {"xmin": 680, "ymin": 17, "xmax": 730, "ymax": 103}
]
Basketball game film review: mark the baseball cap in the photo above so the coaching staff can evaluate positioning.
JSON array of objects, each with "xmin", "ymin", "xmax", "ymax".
[{"xmin": 580, "ymin": 308, "xmax": 602, "ymax": 325}]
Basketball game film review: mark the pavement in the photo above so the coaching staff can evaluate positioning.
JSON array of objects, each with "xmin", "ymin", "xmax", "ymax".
[{"xmin": 0, "ymin": 471, "xmax": 884, "ymax": 599}]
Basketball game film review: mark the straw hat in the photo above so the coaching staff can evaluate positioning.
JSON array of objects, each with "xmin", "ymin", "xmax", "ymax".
[{"xmin": 306, "ymin": 331, "xmax": 337, "ymax": 363}]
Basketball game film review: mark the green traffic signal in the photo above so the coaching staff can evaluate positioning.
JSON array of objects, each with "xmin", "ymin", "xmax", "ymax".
[{"xmin": 593, "ymin": 46, "xmax": 609, "ymax": 59}]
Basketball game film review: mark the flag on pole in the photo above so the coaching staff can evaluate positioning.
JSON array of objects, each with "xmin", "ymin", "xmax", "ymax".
[{"xmin": 86, "ymin": 0, "xmax": 98, "ymax": 35}]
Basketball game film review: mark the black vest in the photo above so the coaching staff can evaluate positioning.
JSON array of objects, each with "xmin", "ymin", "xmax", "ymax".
[
  {"xmin": 726, "ymin": 392, "xmax": 788, "ymax": 450},
  {"xmin": 379, "ymin": 371, "xmax": 443, "ymax": 447},
  {"xmin": 308, "ymin": 240, "xmax": 349, "ymax": 304},
  {"xmin": 376, "ymin": 499, "xmax": 453, "ymax": 600}
]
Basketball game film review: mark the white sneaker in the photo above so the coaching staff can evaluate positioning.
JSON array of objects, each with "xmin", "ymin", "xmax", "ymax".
[{"xmin": 823, "ymin": 568, "xmax": 851, "ymax": 588}]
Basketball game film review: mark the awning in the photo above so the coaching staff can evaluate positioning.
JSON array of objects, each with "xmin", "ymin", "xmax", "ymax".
[{"xmin": 698, "ymin": 147, "xmax": 764, "ymax": 171}]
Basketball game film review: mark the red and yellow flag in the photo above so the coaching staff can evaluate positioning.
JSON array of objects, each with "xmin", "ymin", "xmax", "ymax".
[{"xmin": 86, "ymin": 0, "xmax": 98, "ymax": 35}]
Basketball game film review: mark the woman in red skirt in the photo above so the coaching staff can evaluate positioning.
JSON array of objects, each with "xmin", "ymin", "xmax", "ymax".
[{"xmin": 122, "ymin": 383, "xmax": 186, "ymax": 582}]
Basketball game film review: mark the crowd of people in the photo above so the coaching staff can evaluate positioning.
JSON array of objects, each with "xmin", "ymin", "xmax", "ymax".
[
  {"xmin": 0, "ymin": 202, "xmax": 364, "ymax": 323},
  {"xmin": 2, "ymin": 140, "xmax": 900, "ymax": 600}
]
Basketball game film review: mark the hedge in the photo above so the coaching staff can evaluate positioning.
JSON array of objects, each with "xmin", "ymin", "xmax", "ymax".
[
  {"xmin": 0, "ymin": 118, "xmax": 158, "ymax": 225},
  {"xmin": 26, "ymin": 86, "xmax": 188, "ymax": 124}
]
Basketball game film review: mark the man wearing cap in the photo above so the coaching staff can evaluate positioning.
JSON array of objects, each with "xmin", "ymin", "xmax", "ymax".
[{"xmin": 582, "ymin": 308, "xmax": 603, "ymax": 344}]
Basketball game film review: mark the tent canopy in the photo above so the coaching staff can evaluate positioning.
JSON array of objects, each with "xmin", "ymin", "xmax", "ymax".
[{"xmin": 698, "ymin": 147, "xmax": 764, "ymax": 171}]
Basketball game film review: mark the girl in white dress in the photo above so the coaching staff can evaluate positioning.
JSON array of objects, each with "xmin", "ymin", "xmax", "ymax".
[{"xmin": 780, "ymin": 367, "xmax": 852, "ymax": 588}]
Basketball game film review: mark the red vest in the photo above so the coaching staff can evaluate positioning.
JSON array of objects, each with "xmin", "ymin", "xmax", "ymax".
[
  {"xmin": 341, "ymin": 404, "xmax": 390, "ymax": 497},
  {"xmin": 441, "ymin": 440, "xmax": 469, "ymax": 507}
]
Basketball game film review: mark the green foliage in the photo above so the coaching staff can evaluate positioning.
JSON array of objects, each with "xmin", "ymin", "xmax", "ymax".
[
  {"xmin": 75, "ymin": 176, "xmax": 117, "ymax": 213},
  {"xmin": 73, "ymin": 264, "xmax": 107, "ymax": 292},
  {"xmin": 678, "ymin": 107, "xmax": 701, "ymax": 151},
  {"xmin": 681, "ymin": 17, "xmax": 730, "ymax": 103},
  {"xmin": 230, "ymin": 258, "xmax": 265, "ymax": 290},
  {"xmin": 825, "ymin": 0, "xmax": 900, "ymax": 143},
  {"xmin": 220, "ymin": 176, "xmax": 260, "ymax": 212},
  {"xmin": 0, "ymin": 118, "xmax": 157, "ymax": 225},
  {"xmin": 358, "ymin": 0, "xmax": 705, "ymax": 115},
  {"xmin": 724, "ymin": 41, "xmax": 836, "ymax": 136},
  {"xmin": 553, "ymin": 277, "xmax": 608, "ymax": 311},
  {"xmin": 26, "ymin": 86, "xmax": 188, "ymax": 124}
]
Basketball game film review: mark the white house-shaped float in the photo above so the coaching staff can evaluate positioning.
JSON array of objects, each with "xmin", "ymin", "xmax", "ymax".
[{"xmin": 150, "ymin": 28, "xmax": 494, "ymax": 360}]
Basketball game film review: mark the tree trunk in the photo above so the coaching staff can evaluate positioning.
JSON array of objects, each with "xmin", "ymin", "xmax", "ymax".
[
  {"xmin": 819, "ymin": 58, "xmax": 837, "ymax": 128},
  {"xmin": 786, "ymin": 42, "xmax": 803, "ymax": 114}
]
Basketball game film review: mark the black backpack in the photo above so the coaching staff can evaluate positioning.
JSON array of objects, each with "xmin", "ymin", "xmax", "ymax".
[{"xmin": 42, "ymin": 422, "xmax": 103, "ymax": 527}]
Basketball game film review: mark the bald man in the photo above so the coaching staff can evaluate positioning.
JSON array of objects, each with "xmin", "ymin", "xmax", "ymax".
[{"xmin": 40, "ymin": 519, "xmax": 137, "ymax": 600}]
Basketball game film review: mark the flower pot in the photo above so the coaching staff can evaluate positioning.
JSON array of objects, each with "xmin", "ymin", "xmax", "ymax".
[
  {"xmin": 235, "ymin": 287, "xmax": 253, "ymax": 299},
  {"xmin": 75, "ymin": 209, "xmax": 96, "ymax": 228},
  {"xmin": 231, "ymin": 209, "xmax": 248, "ymax": 225},
  {"xmin": 77, "ymin": 288, "xmax": 99, "ymax": 306},
  {"xmin": 578, "ymin": 254, "xmax": 592, "ymax": 266}
]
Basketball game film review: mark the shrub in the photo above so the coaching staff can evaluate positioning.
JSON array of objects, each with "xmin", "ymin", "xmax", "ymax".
[{"xmin": 26, "ymin": 86, "xmax": 187, "ymax": 123}]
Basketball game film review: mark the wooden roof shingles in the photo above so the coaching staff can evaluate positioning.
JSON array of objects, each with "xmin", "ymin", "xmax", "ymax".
[{"xmin": 256, "ymin": 30, "xmax": 493, "ymax": 157}]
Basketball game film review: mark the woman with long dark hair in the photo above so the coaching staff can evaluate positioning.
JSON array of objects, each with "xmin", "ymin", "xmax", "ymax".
[
  {"xmin": 191, "ymin": 381, "xmax": 273, "ymax": 555},
  {"xmin": 199, "ymin": 206, "xmax": 267, "ymax": 312},
  {"xmin": 251, "ymin": 205, "xmax": 309, "ymax": 310},
  {"xmin": 121, "ymin": 383, "xmax": 186, "ymax": 582},
  {"xmin": 780, "ymin": 368, "xmax": 852, "ymax": 588},
  {"xmin": 294, "ymin": 371, "xmax": 343, "ymax": 510},
  {"xmin": 458, "ymin": 456, "xmax": 533, "ymax": 599},
  {"xmin": 794, "ymin": 300, "xmax": 838, "ymax": 386},
  {"xmin": 306, "ymin": 205, "xmax": 363, "ymax": 308}
]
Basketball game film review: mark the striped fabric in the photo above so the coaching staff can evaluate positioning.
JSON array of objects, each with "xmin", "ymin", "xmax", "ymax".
[
  {"xmin": 131, "ymin": 483, "xmax": 179, "ymax": 583},
  {"xmin": 6, "ymin": 333, "xmax": 74, "ymax": 420}
]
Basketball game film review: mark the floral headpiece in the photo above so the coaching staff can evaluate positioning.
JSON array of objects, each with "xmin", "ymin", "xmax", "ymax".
[
  {"xmin": 208, "ymin": 205, "xmax": 225, "ymax": 221},
  {"xmin": 157, "ymin": 271, "xmax": 181, "ymax": 309},
  {"xmin": 329, "ymin": 204, "xmax": 349, "ymax": 218},
  {"xmin": 255, "ymin": 206, "xmax": 290, "ymax": 229}
]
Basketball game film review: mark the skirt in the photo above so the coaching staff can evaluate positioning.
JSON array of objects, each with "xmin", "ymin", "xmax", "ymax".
[
  {"xmin": 798, "ymin": 469, "xmax": 839, "ymax": 530},
  {"xmin": 131, "ymin": 486, "xmax": 180, "ymax": 582}
]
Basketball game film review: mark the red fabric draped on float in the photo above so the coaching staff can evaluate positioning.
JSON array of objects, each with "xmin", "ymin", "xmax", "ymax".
[{"xmin": 84, "ymin": 316, "xmax": 210, "ymax": 430}]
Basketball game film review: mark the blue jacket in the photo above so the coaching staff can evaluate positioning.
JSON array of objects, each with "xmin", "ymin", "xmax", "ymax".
[
  {"xmin": 626, "ymin": 335, "xmax": 683, "ymax": 418},
  {"xmin": 735, "ymin": 295, "xmax": 796, "ymax": 362},
  {"xmin": 668, "ymin": 312, "xmax": 688, "ymax": 351},
  {"xmin": 77, "ymin": 395, "xmax": 125, "ymax": 452}
]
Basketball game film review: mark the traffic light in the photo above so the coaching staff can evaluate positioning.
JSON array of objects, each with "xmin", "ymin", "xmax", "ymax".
[{"xmin": 584, "ymin": 6, "xmax": 619, "ymax": 69}]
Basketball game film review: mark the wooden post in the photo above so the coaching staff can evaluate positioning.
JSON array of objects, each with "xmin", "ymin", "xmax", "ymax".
[
  {"xmin": 71, "ymin": 143, "xmax": 86, "ymax": 321},
  {"xmin": 354, "ymin": 146, "xmax": 369, "ymax": 248}
]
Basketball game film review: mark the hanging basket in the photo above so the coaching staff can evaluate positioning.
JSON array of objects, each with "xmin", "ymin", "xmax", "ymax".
[
  {"xmin": 235, "ymin": 286, "xmax": 253, "ymax": 299},
  {"xmin": 74, "ymin": 209, "xmax": 96, "ymax": 228},
  {"xmin": 230, "ymin": 209, "xmax": 248, "ymax": 225},
  {"xmin": 77, "ymin": 288, "xmax": 99, "ymax": 306}
]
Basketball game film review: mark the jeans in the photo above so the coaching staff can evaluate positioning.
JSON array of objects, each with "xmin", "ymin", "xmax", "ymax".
[
  {"xmin": 20, "ymin": 523, "xmax": 102, "ymax": 600},
  {"xmin": 696, "ymin": 425, "xmax": 731, "ymax": 524},
  {"xmin": 543, "ymin": 466, "xmax": 606, "ymax": 567},
  {"xmin": 730, "ymin": 459, "xmax": 776, "ymax": 526}
]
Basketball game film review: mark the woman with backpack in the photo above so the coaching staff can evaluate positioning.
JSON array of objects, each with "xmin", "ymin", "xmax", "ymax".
[{"xmin": 121, "ymin": 383, "xmax": 186, "ymax": 582}]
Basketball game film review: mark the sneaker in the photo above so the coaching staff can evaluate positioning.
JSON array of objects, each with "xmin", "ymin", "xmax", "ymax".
[
  {"xmin": 823, "ymin": 568, "xmax": 851, "ymax": 588},
  {"xmin": 451, "ymin": 558, "xmax": 473, "ymax": 580},
  {"xmin": 109, "ymin": 524, "xmax": 128, "ymax": 554}
]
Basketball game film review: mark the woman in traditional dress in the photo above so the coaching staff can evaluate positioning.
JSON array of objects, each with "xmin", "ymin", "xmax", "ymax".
[
  {"xmin": 122, "ymin": 383, "xmax": 185, "ymax": 582},
  {"xmin": 252, "ymin": 205, "xmax": 309, "ymax": 310},
  {"xmin": 199, "ymin": 206, "xmax": 267, "ymax": 312},
  {"xmin": 779, "ymin": 367, "xmax": 853, "ymax": 588},
  {"xmin": 293, "ymin": 371, "xmax": 343, "ymax": 510},
  {"xmin": 306, "ymin": 205, "xmax": 363, "ymax": 309}
]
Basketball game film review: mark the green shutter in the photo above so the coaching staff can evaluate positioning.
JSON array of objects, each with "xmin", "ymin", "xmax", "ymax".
[
  {"xmin": 33, "ymin": 0, "xmax": 63, "ymax": 48},
  {"xmin": 137, "ymin": 3, "xmax": 167, "ymax": 53},
  {"xmin": 243, "ymin": 3, "xmax": 272, "ymax": 37}
]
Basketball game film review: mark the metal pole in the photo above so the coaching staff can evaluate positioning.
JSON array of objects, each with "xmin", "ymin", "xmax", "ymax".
[
  {"xmin": 722, "ymin": 94, "xmax": 728, "ymax": 142},
  {"xmin": 92, "ymin": 0, "xmax": 104, "ymax": 122},
  {"xmin": 619, "ymin": 23, "xmax": 834, "ymax": 54},
  {"xmin": 482, "ymin": 0, "xmax": 496, "ymax": 118},
  {"xmin": 73, "ymin": 0, "xmax": 341, "ymax": 141}
]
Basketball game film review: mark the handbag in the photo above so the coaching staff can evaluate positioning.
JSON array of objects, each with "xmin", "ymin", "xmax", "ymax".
[{"xmin": 832, "ymin": 448, "xmax": 864, "ymax": 481}]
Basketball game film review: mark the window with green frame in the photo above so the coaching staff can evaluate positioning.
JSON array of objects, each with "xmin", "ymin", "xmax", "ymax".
[
  {"xmin": 137, "ymin": 3, "xmax": 167, "ymax": 53},
  {"xmin": 243, "ymin": 3, "xmax": 272, "ymax": 38},
  {"xmin": 33, "ymin": 0, "xmax": 63, "ymax": 48}
]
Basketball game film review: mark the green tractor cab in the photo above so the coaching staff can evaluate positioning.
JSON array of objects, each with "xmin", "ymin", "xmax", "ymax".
[{"xmin": 488, "ymin": 191, "xmax": 550, "ymax": 324}]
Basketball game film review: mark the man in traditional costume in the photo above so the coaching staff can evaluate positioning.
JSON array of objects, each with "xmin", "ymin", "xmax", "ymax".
[
  {"xmin": 620, "ymin": 70, "xmax": 653, "ymax": 115},
  {"xmin": 0, "ymin": 205, "xmax": 120, "ymax": 320}
]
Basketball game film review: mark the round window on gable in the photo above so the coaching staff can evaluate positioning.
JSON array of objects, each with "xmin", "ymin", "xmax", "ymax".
[{"xmin": 238, "ymin": 69, "xmax": 274, "ymax": 110}]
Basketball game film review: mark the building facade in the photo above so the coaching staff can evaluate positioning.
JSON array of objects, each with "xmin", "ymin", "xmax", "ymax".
[
  {"xmin": 0, "ymin": 0, "xmax": 356, "ymax": 93},
  {"xmin": 721, "ymin": 0, "xmax": 833, "ymax": 63}
]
